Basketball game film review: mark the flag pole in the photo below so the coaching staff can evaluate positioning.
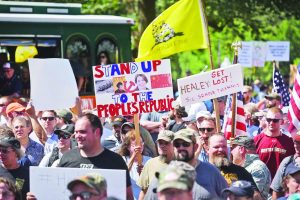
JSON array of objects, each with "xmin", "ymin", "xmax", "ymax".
[
  {"xmin": 198, "ymin": 0, "xmax": 221, "ymax": 132},
  {"xmin": 230, "ymin": 41, "xmax": 242, "ymax": 139}
]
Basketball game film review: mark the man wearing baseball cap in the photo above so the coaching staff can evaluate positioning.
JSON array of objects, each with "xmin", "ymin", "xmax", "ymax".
[
  {"xmin": 222, "ymin": 180, "xmax": 254, "ymax": 200},
  {"xmin": 0, "ymin": 62, "xmax": 22, "ymax": 98},
  {"xmin": 156, "ymin": 161, "xmax": 195, "ymax": 200},
  {"xmin": 68, "ymin": 173, "xmax": 107, "ymax": 200},
  {"xmin": 173, "ymin": 129, "xmax": 228, "ymax": 199},
  {"xmin": 102, "ymin": 116, "xmax": 127, "ymax": 150},
  {"xmin": 39, "ymin": 124, "xmax": 75, "ymax": 167},
  {"xmin": 137, "ymin": 130, "xmax": 174, "ymax": 200},
  {"xmin": 231, "ymin": 136, "xmax": 271, "ymax": 199},
  {"xmin": 0, "ymin": 136, "xmax": 29, "ymax": 200}
]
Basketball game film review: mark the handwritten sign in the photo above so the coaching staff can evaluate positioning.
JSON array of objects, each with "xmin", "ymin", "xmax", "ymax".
[
  {"xmin": 238, "ymin": 42, "xmax": 253, "ymax": 67},
  {"xmin": 30, "ymin": 167, "xmax": 126, "ymax": 200},
  {"xmin": 252, "ymin": 41, "xmax": 267, "ymax": 67},
  {"xmin": 28, "ymin": 58, "xmax": 78, "ymax": 111},
  {"xmin": 177, "ymin": 64, "xmax": 244, "ymax": 106},
  {"xmin": 266, "ymin": 41, "xmax": 290, "ymax": 61},
  {"xmin": 92, "ymin": 59, "xmax": 174, "ymax": 117}
]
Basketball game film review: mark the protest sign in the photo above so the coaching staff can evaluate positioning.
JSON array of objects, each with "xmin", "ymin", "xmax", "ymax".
[
  {"xmin": 93, "ymin": 59, "xmax": 174, "ymax": 117},
  {"xmin": 252, "ymin": 41, "xmax": 267, "ymax": 67},
  {"xmin": 266, "ymin": 41, "xmax": 290, "ymax": 61},
  {"xmin": 30, "ymin": 167, "xmax": 126, "ymax": 200},
  {"xmin": 28, "ymin": 58, "xmax": 78, "ymax": 111},
  {"xmin": 177, "ymin": 64, "xmax": 243, "ymax": 106},
  {"xmin": 238, "ymin": 42, "xmax": 253, "ymax": 67}
]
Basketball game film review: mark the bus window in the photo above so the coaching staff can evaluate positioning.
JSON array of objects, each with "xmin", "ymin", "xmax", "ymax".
[
  {"xmin": 65, "ymin": 36, "xmax": 91, "ymax": 94},
  {"xmin": 96, "ymin": 38, "xmax": 119, "ymax": 65}
]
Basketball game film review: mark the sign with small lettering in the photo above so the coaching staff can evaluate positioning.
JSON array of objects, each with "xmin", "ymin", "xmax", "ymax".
[
  {"xmin": 266, "ymin": 41, "xmax": 290, "ymax": 61},
  {"xmin": 30, "ymin": 167, "xmax": 126, "ymax": 200},
  {"xmin": 177, "ymin": 64, "xmax": 244, "ymax": 106}
]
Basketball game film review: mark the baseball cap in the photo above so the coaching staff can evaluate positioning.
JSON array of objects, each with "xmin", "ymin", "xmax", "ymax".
[
  {"xmin": 54, "ymin": 124, "xmax": 74, "ymax": 136},
  {"xmin": 5, "ymin": 102, "xmax": 25, "ymax": 116},
  {"xmin": 231, "ymin": 136, "xmax": 256, "ymax": 150},
  {"xmin": 2, "ymin": 62, "xmax": 13, "ymax": 70},
  {"xmin": 111, "ymin": 116, "xmax": 127, "ymax": 126},
  {"xmin": 156, "ymin": 161, "xmax": 195, "ymax": 192},
  {"xmin": 67, "ymin": 174, "xmax": 107, "ymax": 194},
  {"xmin": 121, "ymin": 122, "xmax": 135, "ymax": 134},
  {"xmin": 0, "ymin": 136, "xmax": 20, "ymax": 149},
  {"xmin": 156, "ymin": 130, "xmax": 174, "ymax": 142},
  {"xmin": 196, "ymin": 110, "xmax": 211, "ymax": 120},
  {"xmin": 284, "ymin": 162, "xmax": 300, "ymax": 177},
  {"xmin": 265, "ymin": 92, "xmax": 281, "ymax": 101},
  {"xmin": 222, "ymin": 181, "xmax": 254, "ymax": 197},
  {"xmin": 57, "ymin": 109, "xmax": 73, "ymax": 122},
  {"xmin": 173, "ymin": 129, "xmax": 196, "ymax": 143}
]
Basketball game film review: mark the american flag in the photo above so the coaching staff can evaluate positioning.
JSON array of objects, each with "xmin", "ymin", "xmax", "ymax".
[
  {"xmin": 273, "ymin": 66, "xmax": 290, "ymax": 106},
  {"xmin": 287, "ymin": 70, "xmax": 300, "ymax": 133},
  {"xmin": 222, "ymin": 92, "xmax": 247, "ymax": 140}
]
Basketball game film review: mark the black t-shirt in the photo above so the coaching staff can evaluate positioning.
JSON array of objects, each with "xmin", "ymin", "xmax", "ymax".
[
  {"xmin": 220, "ymin": 163, "xmax": 258, "ymax": 191},
  {"xmin": 58, "ymin": 148, "xmax": 131, "ymax": 187},
  {"xmin": 0, "ymin": 164, "xmax": 30, "ymax": 200}
]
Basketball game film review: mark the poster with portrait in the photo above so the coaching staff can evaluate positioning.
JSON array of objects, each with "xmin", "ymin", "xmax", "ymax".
[{"xmin": 92, "ymin": 59, "xmax": 174, "ymax": 117}]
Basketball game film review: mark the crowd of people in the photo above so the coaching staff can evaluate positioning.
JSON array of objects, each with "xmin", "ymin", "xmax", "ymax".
[{"xmin": 0, "ymin": 57, "xmax": 300, "ymax": 200}]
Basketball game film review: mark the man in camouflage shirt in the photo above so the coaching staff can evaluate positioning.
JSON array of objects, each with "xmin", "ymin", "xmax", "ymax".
[{"xmin": 231, "ymin": 135, "xmax": 271, "ymax": 199}]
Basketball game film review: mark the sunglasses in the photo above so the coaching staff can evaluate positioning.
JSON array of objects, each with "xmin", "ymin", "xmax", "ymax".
[
  {"xmin": 100, "ymin": 55, "xmax": 106, "ymax": 59},
  {"xmin": 0, "ymin": 104, "xmax": 6, "ymax": 107},
  {"xmin": 41, "ymin": 117, "xmax": 55, "ymax": 121},
  {"xmin": 174, "ymin": 141, "xmax": 191, "ymax": 148},
  {"xmin": 198, "ymin": 127, "xmax": 214, "ymax": 132},
  {"xmin": 157, "ymin": 140, "xmax": 170, "ymax": 146},
  {"xmin": 69, "ymin": 191, "xmax": 99, "ymax": 200},
  {"xmin": 58, "ymin": 133, "xmax": 71, "ymax": 140},
  {"xmin": 266, "ymin": 118, "xmax": 281, "ymax": 123}
]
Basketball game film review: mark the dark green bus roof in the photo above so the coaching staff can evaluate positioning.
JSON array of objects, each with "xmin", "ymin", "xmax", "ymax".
[{"xmin": 0, "ymin": 1, "xmax": 81, "ymax": 15}]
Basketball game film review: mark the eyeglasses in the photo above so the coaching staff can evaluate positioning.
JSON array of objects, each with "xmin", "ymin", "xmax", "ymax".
[
  {"xmin": 41, "ymin": 117, "xmax": 55, "ymax": 121},
  {"xmin": 173, "ymin": 141, "xmax": 191, "ymax": 148},
  {"xmin": 266, "ymin": 118, "xmax": 281, "ymax": 123},
  {"xmin": 0, "ymin": 148, "xmax": 13, "ymax": 154},
  {"xmin": 58, "ymin": 133, "xmax": 71, "ymax": 140},
  {"xmin": 69, "ymin": 191, "xmax": 99, "ymax": 200},
  {"xmin": 198, "ymin": 127, "xmax": 214, "ymax": 132}
]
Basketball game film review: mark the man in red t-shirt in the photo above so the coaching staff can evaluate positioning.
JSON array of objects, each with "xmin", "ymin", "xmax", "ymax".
[{"xmin": 254, "ymin": 107, "xmax": 295, "ymax": 179}]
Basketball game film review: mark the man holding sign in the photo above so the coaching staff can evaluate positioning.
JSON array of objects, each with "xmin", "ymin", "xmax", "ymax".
[{"xmin": 58, "ymin": 113, "xmax": 134, "ymax": 200}]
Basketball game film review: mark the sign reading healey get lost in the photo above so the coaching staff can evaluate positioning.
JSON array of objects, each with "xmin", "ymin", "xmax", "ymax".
[
  {"xmin": 177, "ymin": 64, "xmax": 244, "ymax": 106},
  {"xmin": 93, "ymin": 59, "xmax": 174, "ymax": 117}
]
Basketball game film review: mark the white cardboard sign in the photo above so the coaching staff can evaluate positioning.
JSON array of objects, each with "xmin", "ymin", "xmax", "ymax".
[
  {"xmin": 30, "ymin": 167, "xmax": 126, "ymax": 200},
  {"xmin": 28, "ymin": 58, "xmax": 78, "ymax": 111},
  {"xmin": 238, "ymin": 42, "xmax": 253, "ymax": 67},
  {"xmin": 177, "ymin": 64, "xmax": 244, "ymax": 106},
  {"xmin": 266, "ymin": 41, "xmax": 290, "ymax": 61}
]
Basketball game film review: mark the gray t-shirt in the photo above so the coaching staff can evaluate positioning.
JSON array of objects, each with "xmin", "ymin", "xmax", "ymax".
[{"xmin": 195, "ymin": 161, "xmax": 228, "ymax": 199}]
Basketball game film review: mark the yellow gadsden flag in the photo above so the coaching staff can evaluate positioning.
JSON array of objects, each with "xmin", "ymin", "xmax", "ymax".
[{"xmin": 136, "ymin": 0, "xmax": 208, "ymax": 62}]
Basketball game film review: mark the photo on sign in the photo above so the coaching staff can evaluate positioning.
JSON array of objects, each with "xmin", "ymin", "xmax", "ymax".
[
  {"xmin": 95, "ymin": 79, "xmax": 114, "ymax": 94},
  {"xmin": 150, "ymin": 74, "xmax": 172, "ymax": 89},
  {"xmin": 134, "ymin": 73, "xmax": 150, "ymax": 91},
  {"xmin": 113, "ymin": 76, "xmax": 126, "ymax": 94}
]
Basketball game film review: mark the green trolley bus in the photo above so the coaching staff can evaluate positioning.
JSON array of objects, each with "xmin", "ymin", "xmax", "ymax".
[{"xmin": 0, "ymin": 1, "xmax": 134, "ymax": 95}]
